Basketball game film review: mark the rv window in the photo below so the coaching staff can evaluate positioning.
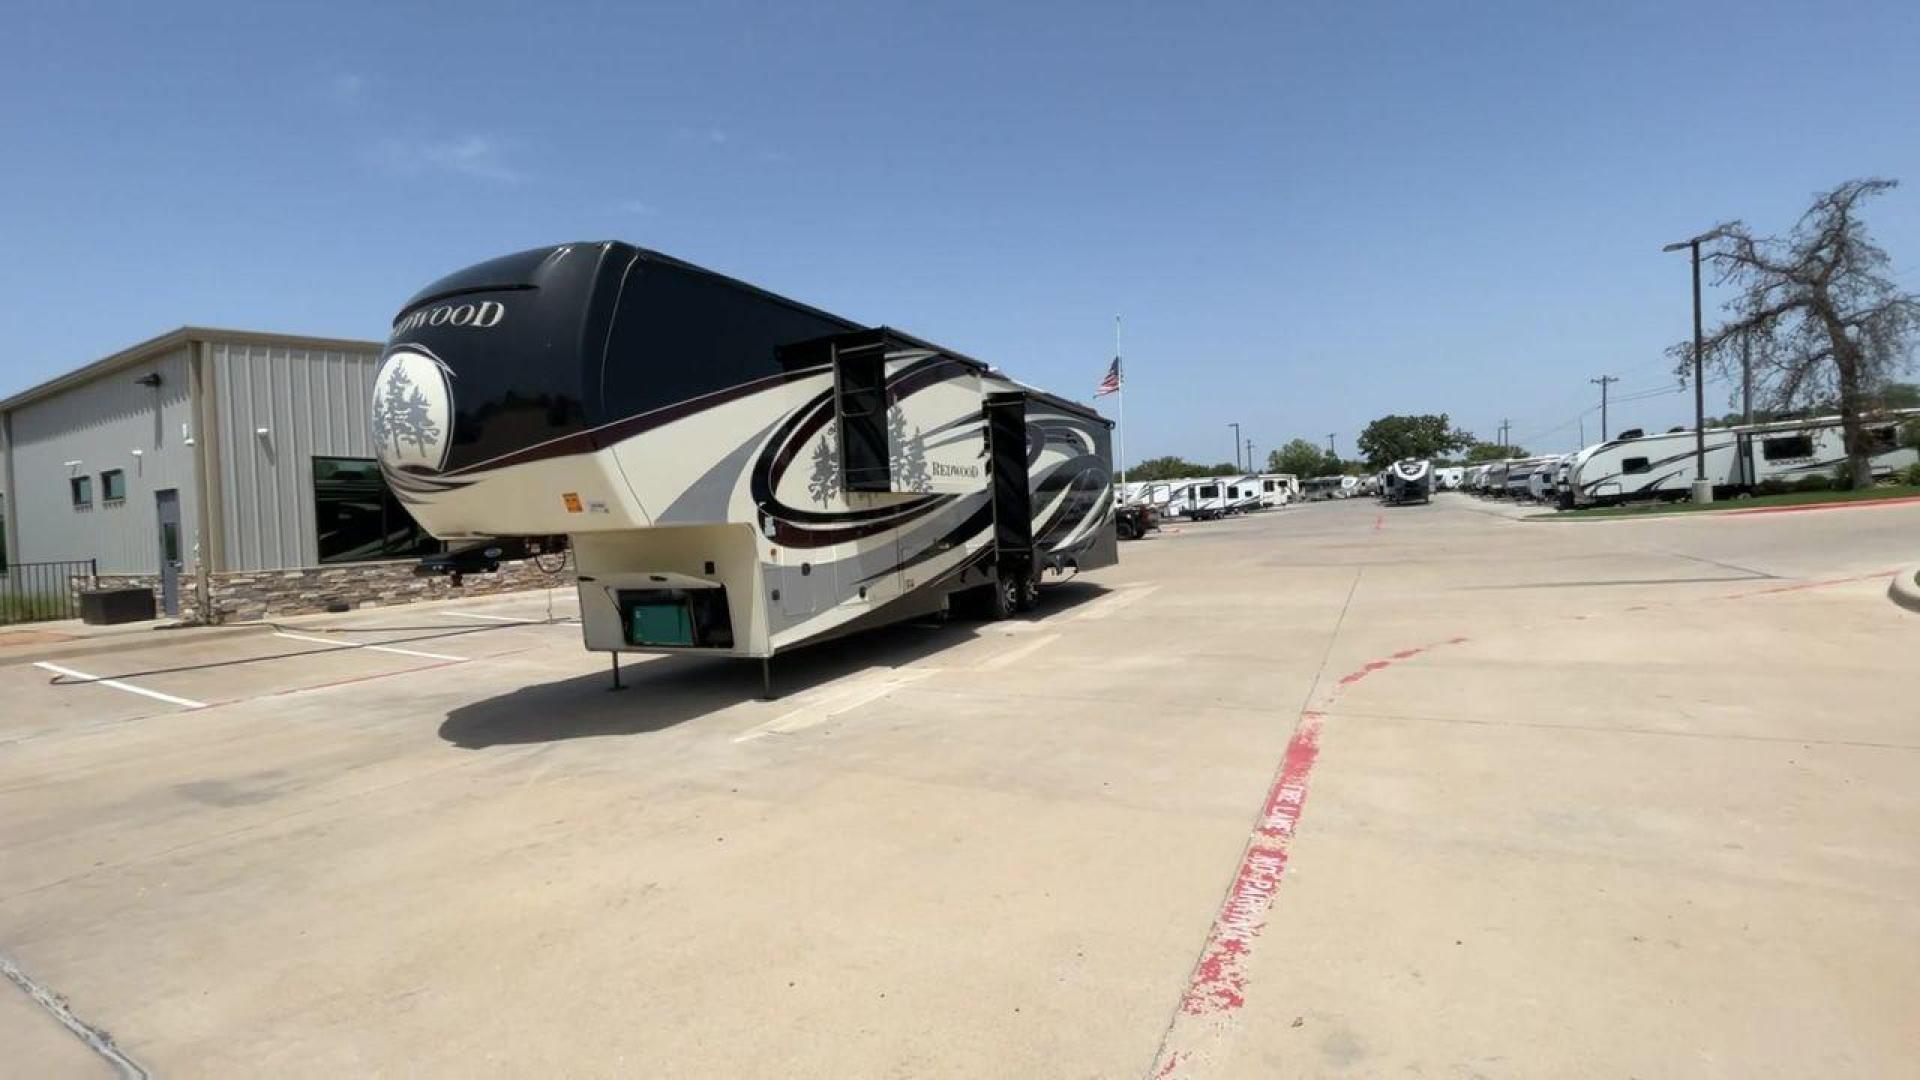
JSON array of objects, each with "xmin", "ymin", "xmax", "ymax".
[
  {"xmin": 1263, "ymin": 480, "xmax": 1275, "ymax": 491},
  {"xmin": 1864, "ymin": 426, "xmax": 1898, "ymax": 453},
  {"xmin": 314, "ymin": 456, "xmax": 444, "ymax": 564},
  {"xmin": 1761, "ymin": 435, "xmax": 1814, "ymax": 461},
  {"xmin": 1197, "ymin": 484, "xmax": 1218, "ymax": 498},
  {"xmin": 1622, "ymin": 457, "xmax": 1651, "ymax": 475},
  {"xmin": 835, "ymin": 348, "xmax": 890, "ymax": 492}
]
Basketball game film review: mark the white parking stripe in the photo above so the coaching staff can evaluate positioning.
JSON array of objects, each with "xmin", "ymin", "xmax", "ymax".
[
  {"xmin": 733, "ymin": 669, "xmax": 939, "ymax": 743},
  {"xmin": 33, "ymin": 661, "xmax": 207, "ymax": 709},
  {"xmin": 444, "ymin": 611, "xmax": 534, "ymax": 623},
  {"xmin": 979, "ymin": 633, "xmax": 1061, "ymax": 670},
  {"xmin": 272, "ymin": 631, "xmax": 467, "ymax": 662},
  {"xmin": 1071, "ymin": 583, "xmax": 1160, "ymax": 621}
]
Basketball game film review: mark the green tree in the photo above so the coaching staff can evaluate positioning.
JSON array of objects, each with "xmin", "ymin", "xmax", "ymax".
[
  {"xmin": 1355, "ymin": 414, "xmax": 1474, "ymax": 469},
  {"xmin": 1268, "ymin": 438, "xmax": 1330, "ymax": 477},
  {"xmin": 1466, "ymin": 442, "xmax": 1527, "ymax": 462},
  {"xmin": 1122, "ymin": 456, "xmax": 1212, "ymax": 482}
]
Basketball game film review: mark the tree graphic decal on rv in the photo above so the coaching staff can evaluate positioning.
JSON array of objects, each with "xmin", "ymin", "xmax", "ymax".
[
  {"xmin": 377, "ymin": 365, "xmax": 443, "ymax": 459},
  {"xmin": 888, "ymin": 406, "xmax": 932, "ymax": 493},
  {"xmin": 807, "ymin": 428, "xmax": 842, "ymax": 505}
]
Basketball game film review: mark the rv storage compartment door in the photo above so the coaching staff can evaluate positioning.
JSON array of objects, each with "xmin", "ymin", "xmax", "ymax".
[{"xmin": 618, "ymin": 587, "xmax": 735, "ymax": 648}]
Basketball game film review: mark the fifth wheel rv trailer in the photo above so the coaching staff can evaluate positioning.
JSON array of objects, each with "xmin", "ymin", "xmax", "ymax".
[
  {"xmin": 1565, "ymin": 412, "xmax": 1918, "ymax": 508},
  {"xmin": 1381, "ymin": 459, "xmax": 1433, "ymax": 505},
  {"xmin": 374, "ymin": 242, "xmax": 1117, "ymax": 675}
]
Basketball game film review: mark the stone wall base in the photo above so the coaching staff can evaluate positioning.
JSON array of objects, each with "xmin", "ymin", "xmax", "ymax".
[{"xmin": 94, "ymin": 556, "xmax": 576, "ymax": 624}]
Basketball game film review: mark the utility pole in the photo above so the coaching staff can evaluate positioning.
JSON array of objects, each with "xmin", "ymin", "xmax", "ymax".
[
  {"xmin": 1497, "ymin": 419, "xmax": 1510, "ymax": 451},
  {"xmin": 1229, "ymin": 422, "xmax": 1242, "ymax": 470},
  {"xmin": 1589, "ymin": 375, "xmax": 1619, "ymax": 440},
  {"xmin": 1664, "ymin": 230, "xmax": 1721, "ymax": 502},
  {"xmin": 1326, "ymin": 433, "xmax": 1336, "ymax": 459},
  {"xmin": 1740, "ymin": 335, "xmax": 1753, "ymax": 425},
  {"xmin": 1245, "ymin": 438, "xmax": 1254, "ymax": 473}
]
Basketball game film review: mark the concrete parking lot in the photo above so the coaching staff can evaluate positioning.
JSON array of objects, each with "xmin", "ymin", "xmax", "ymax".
[{"xmin": 4, "ymin": 496, "xmax": 1917, "ymax": 1078}]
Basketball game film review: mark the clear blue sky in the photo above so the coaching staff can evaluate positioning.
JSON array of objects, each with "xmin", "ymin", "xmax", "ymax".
[{"xmin": 4, "ymin": 1, "xmax": 1918, "ymax": 464}]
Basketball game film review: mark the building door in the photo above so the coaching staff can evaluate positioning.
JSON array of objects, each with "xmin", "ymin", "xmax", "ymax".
[{"xmin": 155, "ymin": 489, "xmax": 182, "ymax": 617}]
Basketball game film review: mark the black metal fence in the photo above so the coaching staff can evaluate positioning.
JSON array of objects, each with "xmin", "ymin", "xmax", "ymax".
[{"xmin": 0, "ymin": 559, "xmax": 98, "ymax": 625}]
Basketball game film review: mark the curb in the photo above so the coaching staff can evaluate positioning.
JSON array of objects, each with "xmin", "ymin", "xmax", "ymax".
[
  {"xmin": 1890, "ymin": 566, "xmax": 1920, "ymax": 615},
  {"xmin": 1531, "ymin": 492, "xmax": 1920, "ymax": 523}
]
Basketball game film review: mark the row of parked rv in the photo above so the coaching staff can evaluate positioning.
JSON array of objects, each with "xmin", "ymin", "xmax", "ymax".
[
  {"xmin": 1117, "ymin": 473, "xmax": 1304, "ymax": 526},
  {"xmin": 1466, "ymin": 410, "xmax": 1920, "ymax": 509}
]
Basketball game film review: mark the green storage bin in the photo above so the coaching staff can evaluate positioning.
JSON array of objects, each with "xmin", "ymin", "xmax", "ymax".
[{"xmin": 626, "ymin": 600, "xmax": 694, "ymax": 646}]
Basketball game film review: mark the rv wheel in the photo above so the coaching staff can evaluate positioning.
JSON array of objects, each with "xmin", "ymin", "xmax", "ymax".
[
  {"xmin": 987, "ymin": 576, "xmax": 1019, "ymax": 620},
  {"xmin": 1016, "ymin": 574, "xmax": 1040, "ymax": 612}
]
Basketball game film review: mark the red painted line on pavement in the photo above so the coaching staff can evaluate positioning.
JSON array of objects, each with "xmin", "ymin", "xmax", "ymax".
[
  {"xmin": 1178, "ymin": 711, "xmax": 1324, "ymax": 1017},
  {"xmin": 1721, "ymin": 569, "xmax": 1898, "ymax": 599},
  {"xmin": 1372, "ymin": 515, "xmax": 1383, "ymax": 531},
  {"xmin": 1154, "ymin": 635, "xmax": 1471, "ymax": 1074}
]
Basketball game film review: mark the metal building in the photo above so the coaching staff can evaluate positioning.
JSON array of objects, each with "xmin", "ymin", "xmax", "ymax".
[{"xmin": 0, "ymin": 327, "xmax": 447, "ymax": 620}]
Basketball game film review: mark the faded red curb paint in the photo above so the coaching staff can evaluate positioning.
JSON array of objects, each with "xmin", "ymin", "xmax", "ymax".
[
  {"xmin": 1178, "ymin": 711, "xmax": 1323, "ymax": 1016},
  {"xmin": 1720, "ymin": 569, "xmax": 1899, "ymax": 600},
  {"xmin": 1152, "ymin": 635, "xmax": 1470, "ymax": 1075}
]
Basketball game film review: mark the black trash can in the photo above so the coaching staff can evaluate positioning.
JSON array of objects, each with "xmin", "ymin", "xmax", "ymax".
[{"xmin": 79, "ymin": 587, "xmax": 157, "ymax": 625}]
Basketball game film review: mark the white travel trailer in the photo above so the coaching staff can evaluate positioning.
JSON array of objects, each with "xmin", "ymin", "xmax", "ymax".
[
  {"xmin": 1739, "ymin": 412, "xmax": 1918, "ymax": 487},
  {"xmin": 1256, "ymin": 473, "xmax": 1298, "ymax": 507},
  {"xmin": 1163, "ymin": 478, "xmax": 1225, "ymax": 519},
  {"xmin": 1120, "ymin": 480, "xmax": 1176, "ymax": 508},
  {"xmin": 1505, "ymin": 457, "xmax": 1557, "ymax": 501},
  {"xmin": 1526, "ymin": 455, "xmax": 1566, "ymax": 502},
  {"xmin": 1564, "ymin": 411, "xmax": 1918, "ymax": 508},
  {"xmin": 376, "ymin": 243, "xmax": 1117, "ymax": 680},
  {"xmin": 1433, "ymin": 466, "xmax": 1466, "ymax": 491},
  {"xmin": 1223, "ymin": 475, "xmax": 1267, "ymax": 513}
]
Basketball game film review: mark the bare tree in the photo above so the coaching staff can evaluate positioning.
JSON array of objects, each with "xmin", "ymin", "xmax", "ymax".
[{"xmin": 1674, "ymin": 179, "xmax": 1920, "ymax": 488}]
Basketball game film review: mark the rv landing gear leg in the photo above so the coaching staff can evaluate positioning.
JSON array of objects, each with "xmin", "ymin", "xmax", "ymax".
[
  {"xmin": 609, "ymin": 652, "xmax": 625, "ymax": 692},
  {"xmin": 760, "ymin": 657, "xmax": 776, "ymax": 701}
]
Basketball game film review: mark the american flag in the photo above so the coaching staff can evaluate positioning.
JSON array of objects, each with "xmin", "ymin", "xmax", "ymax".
[{"xmin": 1095, "ymin": 356, "xmax": 1123, "ymax": 396}]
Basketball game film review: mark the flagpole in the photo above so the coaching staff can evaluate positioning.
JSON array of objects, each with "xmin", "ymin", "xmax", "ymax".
[{"xmin": 1114, "ymin": 314, "xmax": 1125, "ymax": 491}]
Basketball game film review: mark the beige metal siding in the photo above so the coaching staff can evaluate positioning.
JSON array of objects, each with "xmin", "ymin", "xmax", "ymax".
[
  {"xmin": 210, "ymin": 340, "xmax": 383, "ymax": 571},
  {"xmin": 6, "ymin": 348, "xmax": 200, "ymax": 573}
]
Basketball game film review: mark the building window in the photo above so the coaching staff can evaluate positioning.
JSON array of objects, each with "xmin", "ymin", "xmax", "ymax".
[
  {"xmin": 1762, "ymin": 435, "xmax": 1814, "ymax": 461},
  {"xmin": 313, "ymin": 457, "xmax": 443, "ymax": 564},
  {"xmin": 101, "ymin": 469, "xmax": 127, "ymax": 502},
  {"xmin": 1622, "ymin": 457, "xmax": 1651, "ymax": 475},
  {"xmin": 70, "ymin": 475, "xmax": 93, "ymax": 507}
]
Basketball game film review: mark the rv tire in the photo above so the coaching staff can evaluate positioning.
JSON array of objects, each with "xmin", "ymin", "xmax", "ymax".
[
  {"xmin": 1016, "ymin": 574, "xmax": 1040, "ymax": 612},
  {"xmin": 987, "ymin": 576, "xmax": 1019, "ymax": 620}
]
